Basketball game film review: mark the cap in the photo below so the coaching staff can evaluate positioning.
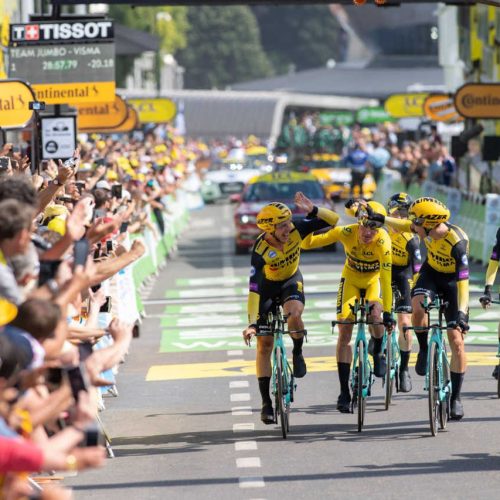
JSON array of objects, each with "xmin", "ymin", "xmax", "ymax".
[{"xmin": 96, "ymin": 180, "xmax": 112, "ymax": 190}]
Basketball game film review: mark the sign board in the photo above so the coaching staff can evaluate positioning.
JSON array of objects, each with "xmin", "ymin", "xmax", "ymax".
[
  {"xmin": 80, "ymin": 105, "xmax": 139, "ymax": 133},
  {"xmin": 356, "ymin": 106, "xmax": 394, "ymax": 124},
  {"xmin": 9, "ymin": 20, "xmax": 115, "ymax": 104},
  {"xmin": 76, "ymin": 95, "xmax": 128, "ymax": 130},
  {"xmin": 454, "ymin": 83, "xmax": 500, "ymax": 119},
  {"xmin": 384, "ymin": 93, "xmax": 428, "ymax": 118},
  {"xmin": 0, "ymin": 79, "xmax": 35, "ymax": 129},
  {"xmin": 129, "ymin": 98, "xmax": 177, "ymax": 124},
  {"xmin": 318, "ymin": 110, "xmax": 354, "ymax": 126},
  {"xmin": 41, "ymin": 116, "xmax": 76, "ymax": 160},
  {"xmin": 423, "ymin": 94, "xmax": 463, "ymax": 122}
]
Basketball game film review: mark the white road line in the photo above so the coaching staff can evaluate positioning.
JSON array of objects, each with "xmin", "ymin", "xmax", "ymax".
[
  {"xmin": 236, "ymin": 457, "xmax": 261, "ymax": 468},
  {"xmin": 233, "ymin": 423, "xmax": 255, "ymax": 432},
  {"xmin": 234, "ymin": 441, "xmax": 258, "ymax": 451},
  {"xmin": 228, "ymin": 350, "xmax": 244, "ymax": 356},
  {"xmin": 239, "ymin": 477, "xmax": 265, "ymax": 489},
  {"xmin": 230, "ymin": 381, "xmax": 249, "ymax": 389},
  {"xmin": 232, "ymin": 408, "xmax": 252, "ymax": 416},
  {"xmin": 231, "ymin": 393, "xmax": 251, "ymax": 402}
]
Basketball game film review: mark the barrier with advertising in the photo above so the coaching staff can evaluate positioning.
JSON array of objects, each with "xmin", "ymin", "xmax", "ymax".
[
  {"xmin": 375, "ymin": 170, "xmax": 499, "ymax": 263},
  {"xmin": 129, "ymin": 98, "xmax": 177, "ymax": 124}
]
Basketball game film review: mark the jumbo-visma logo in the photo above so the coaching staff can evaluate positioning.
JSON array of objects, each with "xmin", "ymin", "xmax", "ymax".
[{"xmin": 454, "ymin": 83, "xmax": 500, "ymax": 119}]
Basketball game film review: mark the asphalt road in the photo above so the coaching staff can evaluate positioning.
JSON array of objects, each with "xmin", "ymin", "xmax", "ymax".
[{"xmin": 68, "ymin": 202, "xmax": 500, "ymax": 500}]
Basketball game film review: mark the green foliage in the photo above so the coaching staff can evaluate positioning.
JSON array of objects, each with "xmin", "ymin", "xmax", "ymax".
[
  {"xmin": 176, "ymin": 6, "xmax": 274, "ymax": 89},
  {"xmin": 252, "ymin": 5, "xmax": 344, "ymax": 74}
]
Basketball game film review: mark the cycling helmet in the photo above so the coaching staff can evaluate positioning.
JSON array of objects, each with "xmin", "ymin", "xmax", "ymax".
[
  {"xmin": 387, "ymin": 192, "xmax": 413, "ymax": 215},
  {"xmin": 256, "ymin": 202, "xmax": 292, "ymax": 233},
  {"xmin": 409, "ymin": 197, "xmax": 450, "ymax": 229}
]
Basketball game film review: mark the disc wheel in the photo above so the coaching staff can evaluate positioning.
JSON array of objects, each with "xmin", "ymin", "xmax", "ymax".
[
  {"xmin": 384, "ymin": 333, "xmax": 394, "ymax": 410},
  {"xmin": 439, "ymin": 347, "xmax": 450, "ymax": 430},
  {"xmin": 275, "ymin": 347, "xmax": 288, "ymax": 439},
  {"xmin": 357, "ymin": 340, "xmax": 366, "ymax": 432},
  {"xmin": 428, "ymin": 342, "xmax": 439, "ymax": 436}
]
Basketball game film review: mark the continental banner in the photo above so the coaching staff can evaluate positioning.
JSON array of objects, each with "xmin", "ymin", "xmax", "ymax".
[{"xmin": 454, "ymin": 83, "xmax": 500, "ymax": 119}]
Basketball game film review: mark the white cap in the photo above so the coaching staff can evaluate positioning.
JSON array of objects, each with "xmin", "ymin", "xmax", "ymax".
[{"xmin": 96, "ymin": 180, "xmax": 111, "ymax": 190}]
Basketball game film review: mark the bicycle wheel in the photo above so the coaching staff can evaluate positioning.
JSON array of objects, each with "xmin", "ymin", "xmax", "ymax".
[
  {"xmin": 428, "ymin": 341, "xmax": 439, "ymax": 436},
  {"xmin": 384, "ymin": 332, "xmax": 393, "ymax": 410},
  {"xmin": 275, "ymin": 347, "xmax": 287, "ymax": 439},
  {"xmin": 357, "ymin": 340, "xmax": 366, "ymax": 432},
  {"xmin": 439, "ymin": 346, "xmax": 450, "ymax": 430}
]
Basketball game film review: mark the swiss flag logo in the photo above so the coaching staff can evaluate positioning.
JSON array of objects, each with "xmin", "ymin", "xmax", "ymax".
[{"xmin": 25, "ymin": 25, "xmax": 40, "ymax": 41}]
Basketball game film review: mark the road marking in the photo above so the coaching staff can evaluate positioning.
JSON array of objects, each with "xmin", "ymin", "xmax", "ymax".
[
  {"xmin": 230, "ymin": 381, "xmax": 249, "ymax": 389},
  {"xmin": 146, "ymin": 352, "xmax": 499, "ymax": 381},
  {"xmin": 236, "ymin": 457, "xmax": 261, "ymax": 468},
  {"xmin": 232, "ymin": 406, "xmax": 252, "ymax": 416},
  {"xmin": 235, "ymin": 441, "xmax": 258, "ymax": 451},
  {"xmin": 231, "ymin": 393, "xmax": 251, "ymax": 402},
  {"xmin": 228, "ymin": 350, "xmax": 244, "ymax": 356},
  {"xmin": 233, "ymin": 423, "xmax": 255, "ymax": 432},
  {"xmin": 239, "ymin": 477, "xmax": 265, "ymax": 489}
]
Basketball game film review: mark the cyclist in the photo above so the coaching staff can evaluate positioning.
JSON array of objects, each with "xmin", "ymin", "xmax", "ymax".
[
  {"xmin": 363, "ymin": 196, "xmax": 469, "ymax": 420},
  {"xmin": 242, "ymin": 192, "xmax": 339, "ymax": 424},
  {"xmin": 479, "ymin": 227, "xmax": 500, "ymax": 378},
  {"xmin": 386, "ymin": 193, "xmax": 422, "ymax": 392},
  {"xmin": 301, "ymin": 200, "xmax": 395, "ymax": 413}
]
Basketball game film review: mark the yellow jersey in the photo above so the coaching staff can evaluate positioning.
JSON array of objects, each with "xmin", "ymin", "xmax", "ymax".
[
  {"xmin": 301, "ymin": 224, "xmax": 393, "ymax": 313},
  {"xmin": 389, "ymin": 229, "xmax": 422, "ymax": 274}
]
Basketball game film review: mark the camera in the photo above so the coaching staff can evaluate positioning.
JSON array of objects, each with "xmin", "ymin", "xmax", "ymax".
[
  {"xmin": 29, "ymin": 101, "xmax": 46, "ymax": 111},
  {"xmin": 64, "ymin": 364, "xmax": 89, "ymax": 402},
  {"xmin": 64, "ymin": 157, "xmax": 77, "ymax": 169}
]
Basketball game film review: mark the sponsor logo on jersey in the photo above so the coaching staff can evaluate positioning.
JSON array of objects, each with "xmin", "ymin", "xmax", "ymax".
[
  {"xmin": 461, "ymin": 254, "xmax": 468, "ymax": 266},
  {"xmin": 268, "ymin": 250, "xmax": 277, "ymax": 258},
  {"xmin": 249, "ymin": 266, "xmax": 256, "ymax": 277}
]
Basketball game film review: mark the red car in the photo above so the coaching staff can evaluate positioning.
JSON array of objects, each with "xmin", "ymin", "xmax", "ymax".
[{"xmin": 233, "ymin": 171, "xmax": 334, "ymax": 254}]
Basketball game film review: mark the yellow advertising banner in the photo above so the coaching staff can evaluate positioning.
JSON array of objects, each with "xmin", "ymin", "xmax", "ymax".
[
  {"xmin": 32, "ymin": 81, "xmax": 115, "ymax": 105},
  {"xmin": 129, "ymin": 98, "xmax": 176, "ymax": 124},
  {"xmin": 0, "ymin": 80, "xmax": 36, "ymax": 129},
  {"xmin": 384, "ymin": 93, "xmax": 428, "ymax": 118},
  {"xmin": 454, "ymin": 83, "xmax": 500, "ymax": 119},
  {"xmin": 423, "ymin": 94, "xmax": 463, "ymax": 123},
  {"xmin": 76, "ymin": 95, "xmax": 128, "ymax": 130},
  {"xmin": 80, "ymin": 105, "xmax": 139, "ymax": 134}
]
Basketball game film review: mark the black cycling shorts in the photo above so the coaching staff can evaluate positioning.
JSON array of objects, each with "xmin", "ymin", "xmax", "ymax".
[
  {"xmin": 411, "ymin": 263, "xmax": 459, "ymax": 327},
  {"xmin": 392, "ymin": 265, "xmax": 413, "ymax": 313},
  {"xmin": 256, "ymin": 270, "xmax": 305, "ymax": 334}
]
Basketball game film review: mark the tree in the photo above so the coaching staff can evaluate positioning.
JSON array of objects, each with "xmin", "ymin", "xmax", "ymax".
[
  {"xmin": 109, "ymin": 5, "xmax": 189, "ymax": 86},
  {"xmin": 176, "ymin": 6, "xmax": 274, "ymax": 89},
  {"xmin": 252, "ymin": 5, "xmax": 345, "ymax": 74}
]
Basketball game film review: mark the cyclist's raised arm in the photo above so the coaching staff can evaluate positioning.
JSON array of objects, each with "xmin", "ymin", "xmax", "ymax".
[
  {"xmin": 378, "ymin": 232, "xmax": 393, "ymax": 316},
  {"xmin": 407, "ymin": 234, "xmax": 422, "ymax": 282},
  {"xmin": 451, "ymin": 239, "xmax": 470, "ymax": 319},
  {"xmin": 294, "ymin": 191, "xmax": 340, "ymax": 237},
  {"xmin": 301, "ymin": 225, "xmax": 343, "ymax": 250},
  {"xmin": 247, "ymin": 248, "xmax": 265, "ymax": 327},
  {"xmin": 485, "ymin": 227, "xmax": 500, "ymax": 289},
  {"xmin": 385, "ymin": 216, "xmax": 413, "ymax": 233}
]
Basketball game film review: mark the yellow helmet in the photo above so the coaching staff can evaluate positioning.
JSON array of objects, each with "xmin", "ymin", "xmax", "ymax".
[
  {"xmin": 366, "ymin": 200, "xmax": 387, "ymax": 217},
  {"xmin": 409, "ymin": 197, "xmax": 450, "ymax": 229},
  {"xmin": 256, "ymin": 202, "xmax": 292, "ymax": 233}
]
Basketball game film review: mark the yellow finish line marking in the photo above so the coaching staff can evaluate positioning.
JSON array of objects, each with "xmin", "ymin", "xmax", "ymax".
[{"xmin": 146, "ymin": 352, "xmax": 499, "ymax": 382}]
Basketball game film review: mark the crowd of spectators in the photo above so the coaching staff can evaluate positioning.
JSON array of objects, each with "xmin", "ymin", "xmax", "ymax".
[
  {"xmin": 275, "ymin": 111, "xmax": 474, "ymax": 193},
  {"xmin": 0, "ymin": 126, "xmax": 203, "ymax": 499}
]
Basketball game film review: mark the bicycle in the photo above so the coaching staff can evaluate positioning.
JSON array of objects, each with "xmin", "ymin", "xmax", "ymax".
[
  {"xmin": 331, "ymin": 290, "xmax": 383, "ymax": 432},
  {"xmin": 404, "ymin": 294, "xmax": 451, "ymax": 436},
  {"xmin": 256, "ymin": 298, "xmax": 295, "ymax": 439},
  {"xmin": 381, "ymin": 287, "xmax": 402, "ymax": 410}
]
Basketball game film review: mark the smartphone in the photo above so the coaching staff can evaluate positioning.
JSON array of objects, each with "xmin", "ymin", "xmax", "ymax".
[
  {"xmin": 73, "ymin": 238, "xmax": 89, "ymax": 270},
  {"xmin": 93, "ymin": 243, "xmax": 101, "ymax": 260},
  {"xmin": 81, "ymin": 422, "xmax": 103, "ymax": 447},
  {"xmin": 94, "ymin": 158, "xmax": 105, "ymax": 167},
  {"xmin": 111, "ymin": 184, "xmax": 122, "ymax": 199},
  {"xmin": 106, "ymin": 240, "xmax": 113, "ymax": 253},
  {"xmin": 0, "ymin": 156, "xmax": 10, "ymax": 171},
  {"xmin": 64, "ymin": 364, "xmax": 89, "ymax": 402},
  {"xmin": 99, "ymin": 296, "xmax": 112, "ymax": 313},
  {"xmin": 119, "ymin": 221, "xmax": 129, "ymax": 234},
  {"xmin": 63, "ymin": 157, "xmax": 77, "ymax": 168},
  {"xmin": 75, "ymin": 181, "xmax": 86, "ymax": 193},
  {"xmin": 38, "ymin": 260, "xmax": 62, "ymax": 286}
]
